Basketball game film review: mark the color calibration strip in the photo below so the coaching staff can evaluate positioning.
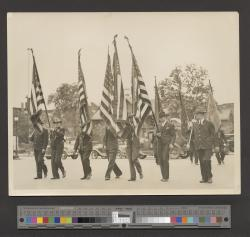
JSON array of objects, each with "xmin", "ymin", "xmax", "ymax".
[{"xmin": 17, "ymin": 205, "xmax": 231, "ymax": 229}]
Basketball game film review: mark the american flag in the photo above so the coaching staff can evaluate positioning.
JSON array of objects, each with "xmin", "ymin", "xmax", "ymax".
[
  {"xmin": 112, "ymin": 35, "xmax": 127, "ymax": 122},
  {"xmin": 100, "ymin": 50, "xmax": 120, "ymax": 135},
  {"xmin": 127, "ymin": 39, "xmax": 152, "ymax": 136},
  {"xmin": 29, "ymin": 55, "xmax": 45, "ymax": 116},
  {"xmin": 78, "ymin": 50, "xmax": 92, "ymax": 135},
  {"xmin": 29, "ymin": 52, "xmax": 48, "ymax": 132}
]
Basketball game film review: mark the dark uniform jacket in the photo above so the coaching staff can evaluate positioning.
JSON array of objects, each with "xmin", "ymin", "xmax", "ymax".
[
  {"xmin": 103, "ymin": 128, "xmax": 118, "ymax": 151},
  {"xmin": 50, "ymin": 127, "xmax": 65, "ymax": 148},
  {"xmin": 158, "ymin": 121, "xmax": 176, "ymax": 146},
  {"xmin": 30, "ymin": 128, "xmax": 48, "ymax": 150},
  {"xmin": 192, "ymin": 120, "xmax": 216, "ymax": 150},
  {"xmin": 74, "ymin": 132, "xmax": 93, "ymax": 152}
]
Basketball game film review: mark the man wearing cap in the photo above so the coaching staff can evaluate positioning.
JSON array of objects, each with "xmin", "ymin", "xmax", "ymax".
[
  {"xmin": 156, "ymin": 110, "xmax": 176, "ymax": 182},
  {"xmin": 50, "ymin": 118, "xmax": 66, "ymax": 179},
  {"xmin": 73, "ymin": 124, "xmax": 92, "ymax": 180},
  {"xmin": 125, "ymin": 115, "xmax": 143, "ymax": 181},
  {"xmin": 29, "ymin": 112, "xmax": 48, "ymax": 179},
  {"xmin": 187, "ymin": 107, "xmax": 218, "ymax": 183},
  {"xmin": 103, "ymin": 126, "xmax": 122, "ymax": 181}
]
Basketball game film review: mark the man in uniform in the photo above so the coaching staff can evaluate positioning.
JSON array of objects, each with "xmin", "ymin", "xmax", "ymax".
[
  {"xmin": 125, "ymin": 115, "xmax": 143, "ymax": 181},
  {"xmin": 30, "ymin": 112, "xmax": 48, "ymax": 179},
  {"xmin": 73, "ymin": 123, "xmax": 92, "ymax": 180},
  {"xmin": 215, "ymin": 128, "xmax": 227, "ymax": 165},
  {"xmin": 50, "ymin": 118, "xmax": 66, "ymax": 179},
  {"xmin": 156, "ymin": 111, "xmax": 176, "ymax": 182},
  {"xmin": 104, "ymin": 126, "xmax": 122, "ymax": 181},
  {"xmin": 187, "ymin": 107, "xmax": 218, "ymax": 183}
]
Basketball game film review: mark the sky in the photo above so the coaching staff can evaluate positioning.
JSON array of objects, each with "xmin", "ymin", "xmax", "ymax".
[{"xmin": 7, "ymin": 12, "xmax": 239, "ymax": 108}]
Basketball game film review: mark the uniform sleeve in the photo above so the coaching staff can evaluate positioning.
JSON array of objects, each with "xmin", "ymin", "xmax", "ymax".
[
  {"xmin": 74, "ymin": 135, "xmax": 79, "ymax": 151},
  {"xmin": 170, "ymin": 125, "xmax": 176, "ymax": 145},
  {"xmin": 43, "ymin": 129, "xmax": 49, "ymax": 149},
  {"xmin": 209, "ymin": 122, "xmax": 216, "ymax": 146}
]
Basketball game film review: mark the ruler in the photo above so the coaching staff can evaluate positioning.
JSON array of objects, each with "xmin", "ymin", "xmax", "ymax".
[{"xmin": 17, "ymin": 205, "xmax": 231, "ymax": 229}]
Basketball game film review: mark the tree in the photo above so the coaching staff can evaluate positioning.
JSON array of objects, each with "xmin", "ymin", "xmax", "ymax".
[
  {"xmin": 158, "ymin": 64, "xmax": 210, "ymax": 119},
  {"xmin": 48, "ymin": 83, "xmax": 98, "ymax": 137}
]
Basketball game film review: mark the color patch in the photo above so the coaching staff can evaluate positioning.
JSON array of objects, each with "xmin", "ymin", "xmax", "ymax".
[
  {"xmin": 25, "ymin": 217, "xmax": 32, "ymax": 224},
  {"xmin": 31, "ymin": 217, "xmax": 37, "ymax": 224},
  {"xmin": 199, "ymin": 216, "xmax": 205, "ymax": 223},
  {"xmin": 72, "ymin": 217, "xmax": 78, "ymax": 223},
  {"xmin": 194, "ymin": 216, "xmax": 199, "ymax": 224},
  {"xmin": 60, "ymin": 217, "xmax": 67, "ymax": 224},
  {"xmin": 66, "ymin": 217, "xmax": 72, "ymax": 224},
  {"xmin": 43, "ymin": 217, "xmax": 48, "ymax": 224},
  {"xmin": 48, "ymin": 217, "xmax": 54, "ymax": 223},
  {"xmin": 216, "ymin": 217, "xmax": 222, "ymax": 223},
  {"xmin": 54, "ymin": 217, "xmax": 60, "ymax": 223},
  {"xmin": 176, "ymin": 217, "xmax": 182, "ymax": 223},
  {"xmin": 171, "ymin": 216, "xmax": 176, "ymax": 224},
  {"xmin": 205, "ymin": 216, "xmax": 210, "ymax": 224},
  {"xmin": 210, "ymin": 216, "xmax": 217, "ymax": 224},
  {"xmin": 187, "ymin": 217, "xmax": 194, "ymax": 224},
  {"xmin": 182, "ymin": 217, "xmax": 187, "ymax": 224},
  {"xmin": 37, "ymin": 217, "xmax": 43, "ymax": 224}
]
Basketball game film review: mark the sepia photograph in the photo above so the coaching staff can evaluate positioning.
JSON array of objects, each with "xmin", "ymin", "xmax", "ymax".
[{"xmin": 8, "ymin": 12, "xmax": 240, "ymax": 196}]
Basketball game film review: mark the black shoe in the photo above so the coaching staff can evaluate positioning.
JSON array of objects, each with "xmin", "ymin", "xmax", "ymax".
[
  {"xmin": 105, "ymin": 177, "xmax": 110, "ymax": 181},
  {"xmin": 128, "ymin": 178, "xmax": 136, "ymax": 181},
  {"xmin": 81, "ymin": 176, "xmax": 86, "ymax": 180},
  {"xmin": 161, "ymin": 178, "xmax": 168, "ymax": 182},
  {"xmin": 51, "ymin": 177, "xmax": 59, "ymax": 180},
  {"xmin": 34, "ymin": 177, "xmax": 42, "ymax": 179},
  {"xmin": 200, "ymin": 180, "xmax": 207, "ymax": 183}
]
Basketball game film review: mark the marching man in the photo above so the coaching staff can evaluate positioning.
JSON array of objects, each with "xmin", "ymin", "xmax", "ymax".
[
  {"xmin": 29, "ymin": 111, "xmax": 48, "ymax": 179},
  {"xmin": 156, "ymin": 110, "xmax": 176, "ymax": 182},
  {"xmin": 187, "ymin": 107, "xmax": 219, "ymax": 184},
  {"xmin": 50, "ymin": 118, "xmax": 66, "ymax": 179},
  {"xmin": 73, "ymin": 123, "xmax": 92, "ymax": 180}
]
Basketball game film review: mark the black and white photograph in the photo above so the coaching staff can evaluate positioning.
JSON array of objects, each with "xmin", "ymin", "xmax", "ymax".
[{"xmin": 8, "ymin": 12, "xmax": 240, "ymax": 196}]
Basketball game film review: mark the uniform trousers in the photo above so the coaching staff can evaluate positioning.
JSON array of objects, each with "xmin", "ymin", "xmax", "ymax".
[
  {"xmin": 79, "ymin": 150, "xmax": 92, "ymax": 177},
  {"xmin": 159, "ymin": 144, "xmax": 170, "ymax": 180},
  {"xmin": 197, "ymin": 149, "xmax": 213, "ymax": 181},
  {"xmin": 51, "ymin": 143, "xmax": 65, "ymax": 178},
  {"xmin": 34, "ymin": 149, "xmax": 47, "ymax": 178},
  {"xmin": 105, "ymin": 150, "xmax": 122, "ymax": 178}
]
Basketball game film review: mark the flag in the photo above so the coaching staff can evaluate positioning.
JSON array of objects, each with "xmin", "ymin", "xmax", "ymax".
[
  {"xmin": 100, "ymin": 50, "xmax": 120, "ymax": 135},
  {"xmin": 112, "ymin": 36, "xmax": 127, "ymax": 122},
  {"xmin": 78, "ymin": 50, "xmax": 92, "ymax": 135},
  {"xmin": 154, "ymin": 79, "xmax": 162, "ymax": 124},
  {"xmin": 179, "ymin": 91, "xmax": 189, "ymax": 137},
  {"xmin": 29, "ymin": 55, "xmax": 46, "ymax": 116},
  {"xmin": 127, "ymin": 40, "xmax": 152, "ymax": 136},
  {"xmin": 207, "ymin": 90, "xmax": 221, "ymax": 132},
  {"xmin": 29, "ymin": 52, "xmax": 48, "ymax": 132}
]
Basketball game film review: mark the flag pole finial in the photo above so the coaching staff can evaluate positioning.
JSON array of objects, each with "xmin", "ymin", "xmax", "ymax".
[{"xmin": 27, "ymin": 48, "xmax": 34, "ymax": 56}]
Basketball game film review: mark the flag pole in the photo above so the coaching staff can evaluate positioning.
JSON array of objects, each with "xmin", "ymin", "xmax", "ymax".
[
  {"xmin": 28, "ymin": 48, "xmax": 51, "ymax": 128},
  {"xmin": 124, "ymin": 36, "xmax": 158, "ymax": 130}
]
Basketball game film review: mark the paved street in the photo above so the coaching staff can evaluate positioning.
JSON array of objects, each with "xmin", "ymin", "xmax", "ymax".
[{"xmin": 11, "ymin": 153, "xmax": 239, "ymax": 195}]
